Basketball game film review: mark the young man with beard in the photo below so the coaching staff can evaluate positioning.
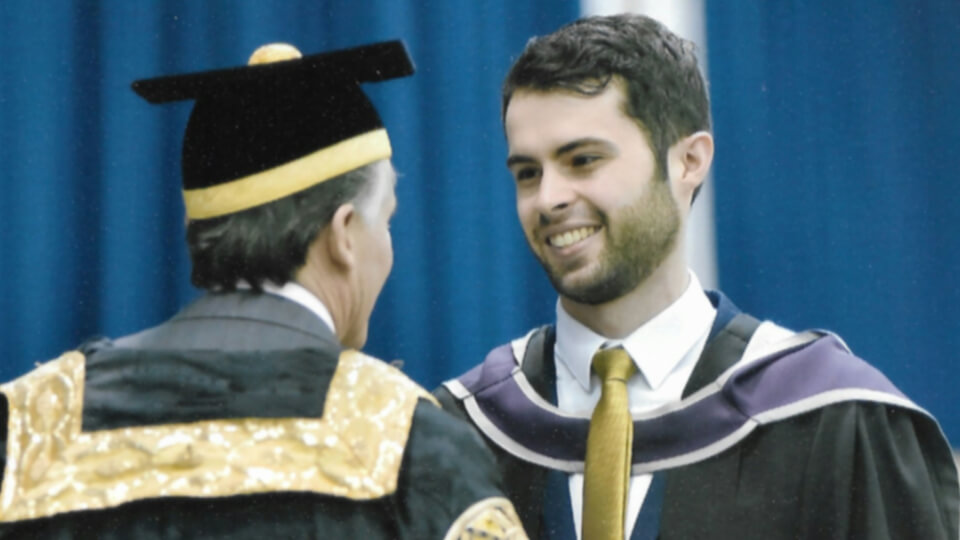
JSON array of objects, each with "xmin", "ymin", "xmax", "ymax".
[
  {"xmin": 435, "ymin": 14, "xmax": 958, "ymax": 540},
  {"xmin": 0, "ymin": 42, "xmax": 525, "ymax": 539}
]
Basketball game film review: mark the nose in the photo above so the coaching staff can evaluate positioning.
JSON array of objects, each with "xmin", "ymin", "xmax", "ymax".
[{"xmin": 535, "ymin": 167, "xmax": 575, "ymax": 217}]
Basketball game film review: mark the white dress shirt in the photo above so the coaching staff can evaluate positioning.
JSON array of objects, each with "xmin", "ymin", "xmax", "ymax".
[
  {"xmin": 259, "ymin": 281, "xmax": 337, "ymax": 335},
  {"xmin": 554, "ymin": 272, "xmax": 716, "ymax": 539}
]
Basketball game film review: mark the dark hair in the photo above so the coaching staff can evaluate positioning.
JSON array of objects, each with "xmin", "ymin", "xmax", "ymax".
[
  {"xmin": 187, "ymin": 162, "xmax": 382, "ymax": 291},
  {"xmin": 502, "ymin": 14, "xmax": 710, "ymax": 184}
]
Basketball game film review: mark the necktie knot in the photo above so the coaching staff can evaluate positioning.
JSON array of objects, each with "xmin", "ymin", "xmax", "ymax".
[{"xmin": 592, "ymin": 347, "xmax": 636, "ymax": 384}]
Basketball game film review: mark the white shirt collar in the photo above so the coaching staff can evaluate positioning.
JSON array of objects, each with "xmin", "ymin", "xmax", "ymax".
[
  {"xmin": 555, "ymin": 271, "xmax": 716, "ymax": 392},
  {"xmin": 237, "ymin": 281, "xmax": 337, "ymax": 335}
]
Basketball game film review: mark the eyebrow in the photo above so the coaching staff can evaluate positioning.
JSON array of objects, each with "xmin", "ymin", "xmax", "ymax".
[
  {"xmin": 506, "ymin": 154, "xmax": 536, "ymax": 168},
  {"xmin": 556, "ymin": 137, "xmax": 616, "ymax": 157},
  {"xmin": 506, "ymin": 137, "xmax": 616, "ymax": 168}
]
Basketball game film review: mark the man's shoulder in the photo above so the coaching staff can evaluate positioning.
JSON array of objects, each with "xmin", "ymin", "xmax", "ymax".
[
  {"xmin": 112, "ymin": 291, "xmax": 338, "ymax": 351},
  {"xmin": 336, "ymin": 349, "xmax": 438, "ymax": 407},
  {"xmin": 406, "ymin": 397, "xmax": 490, "ymax": 459},
  {"xmin": 435, "ymin": 326, "xmax": 549, "ymax": 402},
  {"xmin": 726, "ymin": 326, "xmax": 921, "ymax": 423}
]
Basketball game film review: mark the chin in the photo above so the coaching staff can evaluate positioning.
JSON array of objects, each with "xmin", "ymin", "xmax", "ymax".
[
  {"xmin": 552, "ymin": 266, "xmax": 600, "ymax": 294},
  {"xmin": 554, "ymin": 266, "xmax": 640, "ymax": 306}
]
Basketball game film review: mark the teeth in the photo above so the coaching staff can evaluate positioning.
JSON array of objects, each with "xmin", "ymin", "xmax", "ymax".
[{"xmin": 549, "ymin": 227, "xmax": 599, "ymax": 248}]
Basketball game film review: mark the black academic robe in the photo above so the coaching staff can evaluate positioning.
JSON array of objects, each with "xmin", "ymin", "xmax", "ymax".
[
  {"xmin": 0, "ymin": 292, "xmax": 523, "ymax": 539},
  {"xmin": 434, "ymin": 292, "xmax": 959, "ymax": 539}
]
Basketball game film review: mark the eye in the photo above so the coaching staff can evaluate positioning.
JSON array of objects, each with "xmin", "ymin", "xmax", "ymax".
[
  {"xmin": 512, "ymin": 166, "xmax": 541, "ymax": 183},
  {"xmin": 570, "ymin": 154, "xmax": 602, "ymax": 168}
]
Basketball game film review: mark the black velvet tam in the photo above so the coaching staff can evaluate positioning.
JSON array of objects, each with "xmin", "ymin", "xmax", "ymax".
[{"xmin": 131, "ymin": 41, "xmax": 413, "ymax": 193}]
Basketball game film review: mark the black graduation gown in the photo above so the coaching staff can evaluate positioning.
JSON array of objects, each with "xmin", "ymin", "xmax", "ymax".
[
  {"xmin": 0, "ymin": 292, "xmax": 523, "ymax": 539},
  {"xmin": 435, "ymin": 293, "xmax": 959, "ymax": 539}
]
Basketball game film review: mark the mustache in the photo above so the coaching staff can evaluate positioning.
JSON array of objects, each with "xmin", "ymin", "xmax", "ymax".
[{"xmin": 536, "ymin": 209, "xmax": 609, "ymax": 229}]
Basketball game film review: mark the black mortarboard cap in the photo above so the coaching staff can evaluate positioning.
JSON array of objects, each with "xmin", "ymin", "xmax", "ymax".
[{"xmin": 132, "ymin": 41, "xmax": 414, "ymax": 220}]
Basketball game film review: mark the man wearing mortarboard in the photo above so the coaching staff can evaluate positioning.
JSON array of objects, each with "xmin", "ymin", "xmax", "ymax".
[{"xmin": 0, "ymin": 42, "xmax": 526, "ymax": 539}]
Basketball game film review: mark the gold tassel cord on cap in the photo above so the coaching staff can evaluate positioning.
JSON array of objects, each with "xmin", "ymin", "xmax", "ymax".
[{"xmin": 582, "ymin": 347, "xmax": 636, "ymax": 540}]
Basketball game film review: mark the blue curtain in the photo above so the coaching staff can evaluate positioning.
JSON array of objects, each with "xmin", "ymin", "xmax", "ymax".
[
  {"xmin": 707, "ymin": 2, "xmax": 960, "ymax": 443},
  {"xmin": 8, "ymin": 1, "xmax": 954, "ymax": 446},
  {"xmin": 0, "ymin": 1, "xmax": 577, "ymax": 386}
]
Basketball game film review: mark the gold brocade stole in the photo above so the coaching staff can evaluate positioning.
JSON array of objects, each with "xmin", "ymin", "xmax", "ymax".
[{"xmin": 0, "ymin": 349, "xmax": 436, "ymax": 522}]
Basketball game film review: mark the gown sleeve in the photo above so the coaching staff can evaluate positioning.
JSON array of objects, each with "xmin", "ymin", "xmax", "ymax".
[
  {"xmin": 797, "ymin": 401, "xmax": 959, "ymax": 539},
  {"xmin": 391, "ymin": 398, "xmax": 528, "ymax": 539}
]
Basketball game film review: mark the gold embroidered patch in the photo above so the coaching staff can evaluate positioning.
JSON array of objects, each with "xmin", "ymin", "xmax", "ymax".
[
  {"xmin": 443, "ymin": 496, "xmax": 528, "ymax": 540},
  {"xmin": 0, "ymin": 349, "xmax": 433, "ymax": 522}
]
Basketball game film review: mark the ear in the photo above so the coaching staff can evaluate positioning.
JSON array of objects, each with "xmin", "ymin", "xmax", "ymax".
[
  {"xmin": 325, "ymin": 203, "xmax": 358, "ymax": 270},
  {"xmin": 668, "ymin": 131, "xmax": 714, "ymax": 206}
]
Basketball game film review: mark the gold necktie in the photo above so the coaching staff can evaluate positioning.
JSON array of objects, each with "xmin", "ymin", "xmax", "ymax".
[{"xmin": 582, "ymin": 347, "xmax": 636, "ymax": 540}]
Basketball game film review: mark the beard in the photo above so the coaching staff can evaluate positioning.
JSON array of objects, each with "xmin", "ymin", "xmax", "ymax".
[{"xmin": 536, "ymin": 178, "xmax": 680, "ymax": 305}]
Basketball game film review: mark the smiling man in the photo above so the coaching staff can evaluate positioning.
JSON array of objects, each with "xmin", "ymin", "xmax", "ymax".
[{"xmin": 435, "ymin": 14, "xmax": 958, "ymax": 540}]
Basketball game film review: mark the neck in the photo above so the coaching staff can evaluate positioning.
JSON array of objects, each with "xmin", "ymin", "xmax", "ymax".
[
  {"xmin": 295, "ymin": 266, "xmax": 351, "ymax": 346},
  {"xmin": 560, "ymin": 247, "xmax": 689, "ymax": 339}
]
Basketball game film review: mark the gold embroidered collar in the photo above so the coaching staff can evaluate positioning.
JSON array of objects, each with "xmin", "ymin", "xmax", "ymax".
[{"xmin": 0, "ymin": 349, "xmax": 432, "ymax": 522}]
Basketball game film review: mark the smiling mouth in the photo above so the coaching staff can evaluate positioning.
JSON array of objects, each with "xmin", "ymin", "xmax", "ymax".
[{"xmin": 547, "ymin": 226, "xmax": 601, "ymax": 248}]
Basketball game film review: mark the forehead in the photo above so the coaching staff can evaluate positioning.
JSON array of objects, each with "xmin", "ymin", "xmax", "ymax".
[{"xmin": 504, "ymin": 84, "xmax": 643, "ymax": 152}]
